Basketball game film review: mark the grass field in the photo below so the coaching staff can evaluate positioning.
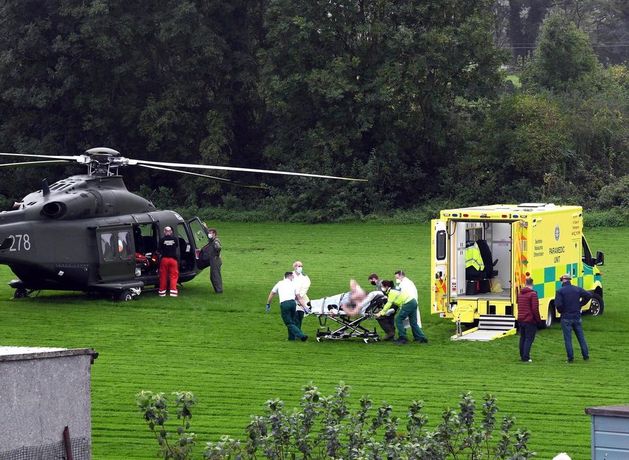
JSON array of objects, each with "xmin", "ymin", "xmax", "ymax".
[{"xmin": 1, "ymin": 222, "xmax": 628, "ymax": 459}]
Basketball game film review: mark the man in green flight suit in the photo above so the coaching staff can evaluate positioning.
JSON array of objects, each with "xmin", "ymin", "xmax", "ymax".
[{"xmin": 378, "ymin": 280, "xmax": 428, "ymax": 345}]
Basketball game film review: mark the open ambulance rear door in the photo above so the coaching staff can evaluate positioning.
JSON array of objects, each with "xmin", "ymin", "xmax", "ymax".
[{"xmin": 431, "ymin": 219, "xmax": 449, "ymax": 316}]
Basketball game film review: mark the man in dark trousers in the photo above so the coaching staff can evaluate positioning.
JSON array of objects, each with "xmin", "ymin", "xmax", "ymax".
[
  {"xmin": 207, "ymin": 227, "xmax": 223, "ymax": 293},
  {"xmin": 266, "ymin": 272, "xmax": 308, "ymax": 341},
  {"xmin": 378, "ymin": 280, "xmax": 428, "ymax": 345},
  {"xmin": 157, "ymin": 226, "xmax": 180, "ymax": 297},
  {"xmin": 517, "ymin": 277, "xmax": 541, "ymax": 362},
  {"xmin": 368, "ymin": 273, "xmax": 395, "ymax": 340},
  {"xmin": 555, "ymin": 274, "xmax": 591, "ymax": 363}
]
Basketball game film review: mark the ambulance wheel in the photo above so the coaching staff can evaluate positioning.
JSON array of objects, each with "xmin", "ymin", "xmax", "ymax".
[
  {"xmin": 118, "ymin": 289, "xmax": 134, "ymax": 302},
  {"xmin": 544, "ymin": 305, "xmax": 555, "ymax": 328},
  {"xmin": 588, "ymin": 293, "xmax": 604, "ymax": 316}
]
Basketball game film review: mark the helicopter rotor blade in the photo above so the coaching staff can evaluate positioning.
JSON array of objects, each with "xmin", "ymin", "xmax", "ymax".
[
  {"xmin": 137, "ymin": 164, "xmax": 269, "ymax": 189},
  {"xmin": 0, "ymin": 152, "xmax": 81, "ymax": 161},
  {"xmin": 0, "ymin": 160, "xmax": 71, "ymax": 168},
  {"xmin": 130, "ymin": 159, "xmax": 367, "ymax": 182}
]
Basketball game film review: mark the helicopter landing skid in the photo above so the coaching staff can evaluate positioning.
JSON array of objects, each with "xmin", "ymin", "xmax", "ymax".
[
  {"xmin": 8, "ymin": 279, "xmax": 31, "ymax": 299},
  {"xmin": 117, "ymin": 287, "xmax": 141, "ymax": 302},
  {"xmin": 13, "ymin": 287, "xmax": 32, "ymax": 299},
  {"xmin": 88, "ymin": 281, "xmax": 144, "ymax": 301}
]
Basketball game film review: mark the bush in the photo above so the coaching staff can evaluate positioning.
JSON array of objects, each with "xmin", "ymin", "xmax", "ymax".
[
  {"xmin": 0, "ymin": 194, "xmax": 13, "ymax": 211},
  {"xmin": 136, "ymin": 390, "xmax": 197, "ymax": 460},
  {"xmin": 584, "ymin": 209, "xmax": 629, "ymax": 227},
  {"xmin": 137, "ymin": 383, "xmax": 535, "ymax": 459},
  {"xmin": 596, "ymin": 175, "xmax": 629, "ymax": 210}
]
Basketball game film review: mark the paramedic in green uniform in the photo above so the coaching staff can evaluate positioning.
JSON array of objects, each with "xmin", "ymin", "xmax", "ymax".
[
  {"xmin": 266, "ymin": 272, "xmax": 308, "ymax": 341},
  {"xmin": 378, "ymin": 280, "xmax": 428, "ymax": 345}
]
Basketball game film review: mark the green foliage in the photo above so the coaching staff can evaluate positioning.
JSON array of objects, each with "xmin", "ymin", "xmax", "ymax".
[
  {"xmin": 0, "ymin": 0, "xmax": 261, "ymax": 206},
  {"xmin": 138, "ymin": 383, "xmax": 534, "ymax": 459},
  {"xmin": 258, "ymin": 0, "xmax": 505, "ymax": 210},
  {"xmin": 596, "ymin": 175, "xmax": 629, "ymax": 209},
  {"xmin": 522, "ymin": 12, "xmax": 600, "ymax": 92},
  {"xmin": 443, "ymin": 93, "xmax": 572, "ymax": 204},
  {"xmin": 0, "ymin": 194, "xmax": 12, "ymax": 211},
  {"xmin": 136, "ymin": 391, "xmax": 197, "ymax": 460},
  {"xmin": 583, "ymin": 209, "xmax": 629, "ymax": 227},
  {"xmin": 0, "ymin": 1, "xmax": 625, "ymax": 220}
]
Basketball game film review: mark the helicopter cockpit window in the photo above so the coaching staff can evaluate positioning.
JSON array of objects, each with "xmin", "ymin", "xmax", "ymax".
[
  {"xmin": 117, "ymin": 230, "xmax": 132, "ymax": 260},
  {"xmin": 100, "ymin": 233, "xmax": 115, "ymax": 261},
  {"xmin": 189, "ymin": 218, "xmax": 211, "ymax": 250},
  {"xmin": 177, "ymin": 224, "xmax": 192, "ymax": 253},
  {"xmin": 99, "ymin": 228, "xmax": 134, "ymax": 263}
]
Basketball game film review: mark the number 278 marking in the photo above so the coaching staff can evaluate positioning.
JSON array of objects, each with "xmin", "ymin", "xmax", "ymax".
[{"xmin": 8, "ymin": 234, "xmax": 31, "ymax": 251}]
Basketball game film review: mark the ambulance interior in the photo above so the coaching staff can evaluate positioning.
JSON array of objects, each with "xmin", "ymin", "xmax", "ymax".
[{"xmin": 451, "ymin": 221, "xmax": 513, "ymax": 300}]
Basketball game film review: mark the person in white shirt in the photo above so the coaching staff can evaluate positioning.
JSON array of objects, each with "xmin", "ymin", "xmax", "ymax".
[
  {"xmin": 394, "ymin": 270, "xmax": 422, "ymax": 327},
  {"xmin": 266, "ymin": 272, "xmax": 308, "ymax": 341},
  {"xmin": 292, "ymin": 260, "xmax": 311, "ymax": 330}
]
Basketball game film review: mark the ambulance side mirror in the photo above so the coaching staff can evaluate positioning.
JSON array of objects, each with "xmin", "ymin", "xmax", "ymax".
[{"xmin": 595, "ymin": 251, "xmax": 604, "ymax": 266}]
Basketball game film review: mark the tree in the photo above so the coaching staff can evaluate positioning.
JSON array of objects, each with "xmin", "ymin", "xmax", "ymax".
[
  {"xmin": 0, "ymin": 0, "xmax": 263, "ymax": 206},
  {"xmin": 522, "ymin": 11, "xmax": 599, "ymax": 91},
  {"xmin": 258, "ymin": 0, "xmax": 505, "ymax": 213},
  {"xmin": 506, "ymin": 0, "xmax": 549, "ymax": 60},
  {"xmin": 445, "ymin": 93, "xmax": 573, "ymax": 205}
]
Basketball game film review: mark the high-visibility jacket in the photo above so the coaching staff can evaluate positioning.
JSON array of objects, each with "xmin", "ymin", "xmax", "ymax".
[
  {"xmin": 382, "ymin": 288, "xmax": 414, "ymax": 312},
  {"xmin": 465, "ymin": 243, "xmax": 485, "ymax": 271}
]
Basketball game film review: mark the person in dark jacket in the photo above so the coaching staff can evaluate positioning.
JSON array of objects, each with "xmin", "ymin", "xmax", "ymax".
[
  {"xmin": 207, "ymin": 227, "xmax": 223, "ymax": 294},
  {"xmin": 555, "ymin": 274, "xmax": 591, "ymax": 362},
  {"xmin": 517, "ymin": 277, "xmax": 541, "ymax": 362}
]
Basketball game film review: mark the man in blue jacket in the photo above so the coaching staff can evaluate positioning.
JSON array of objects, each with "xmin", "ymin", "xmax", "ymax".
[{"xmin": 555, "ymin": 274, "xmax": 591, "ymax": 363}]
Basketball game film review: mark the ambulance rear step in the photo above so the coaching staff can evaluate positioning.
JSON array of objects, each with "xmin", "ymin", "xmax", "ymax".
[{"xmin": 452, "ymin": 315, "xmax": 517, "ymax": 341}]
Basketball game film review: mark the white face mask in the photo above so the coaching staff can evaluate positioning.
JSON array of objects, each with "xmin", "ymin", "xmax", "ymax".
[{"xmin": 295, "ymin": 267, "xmax": 303, "ymax": 274}]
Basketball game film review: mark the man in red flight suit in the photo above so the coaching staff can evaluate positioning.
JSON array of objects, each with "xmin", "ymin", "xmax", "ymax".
[{"xmin": 157, "ymin": 226, "xmax": 180, "ymax": 297}]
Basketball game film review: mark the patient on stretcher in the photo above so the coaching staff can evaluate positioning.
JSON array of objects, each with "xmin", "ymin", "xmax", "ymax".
[{"xmin": 309, "ymin": 279, "xmax": 396, "ymax": 342}]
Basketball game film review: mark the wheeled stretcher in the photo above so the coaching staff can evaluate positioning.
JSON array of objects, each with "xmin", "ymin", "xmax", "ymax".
[{"xmin": 309, "ymin": 291, "xmax": 391, "ymax": 343}]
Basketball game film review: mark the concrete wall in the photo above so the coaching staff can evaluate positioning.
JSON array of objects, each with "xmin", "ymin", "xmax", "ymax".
[{"xmin": 0, "ymin": 347, "xmax": 97, "ymax": 460}]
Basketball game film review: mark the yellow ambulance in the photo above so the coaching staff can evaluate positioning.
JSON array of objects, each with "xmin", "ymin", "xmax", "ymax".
[{"xmin": 431, "ymin": 203, "xmax": 604, "ymax": 340}]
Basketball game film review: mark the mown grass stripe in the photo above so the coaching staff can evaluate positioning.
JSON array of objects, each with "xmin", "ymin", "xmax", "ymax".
[{"xmin": 0, "ymin": 222, "xmax": 626, "ymax": 459}]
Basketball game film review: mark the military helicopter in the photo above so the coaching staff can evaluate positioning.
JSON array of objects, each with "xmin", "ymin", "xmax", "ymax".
[{"xmin": 0, "ymin": 147, "xmax": 363, "ymax": 300}]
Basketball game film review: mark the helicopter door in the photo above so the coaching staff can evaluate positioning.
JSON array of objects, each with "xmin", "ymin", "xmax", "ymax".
[
  {"xmin": 176, "ymin": 222, "xmax": 196, "ymax": 273},
  {"xmin": 188, "ymin": 217, "xmax": 212, "ymax": 270},
  {"xmin": 96, "ymin": 226, "xmax": 135, "ymax": 281}
]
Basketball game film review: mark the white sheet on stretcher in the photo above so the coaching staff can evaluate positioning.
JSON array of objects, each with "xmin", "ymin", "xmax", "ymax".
[
  {"xmin": 309, "ymin": 291, "xmax": 388, "ymax": 316},
  {"xmin": 309, "ymin": 291, "xmax": 418, "ymax": 327},
  {"xmin": 309, "ymin": 292, "xmax": 352, "ymax": 315}
]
